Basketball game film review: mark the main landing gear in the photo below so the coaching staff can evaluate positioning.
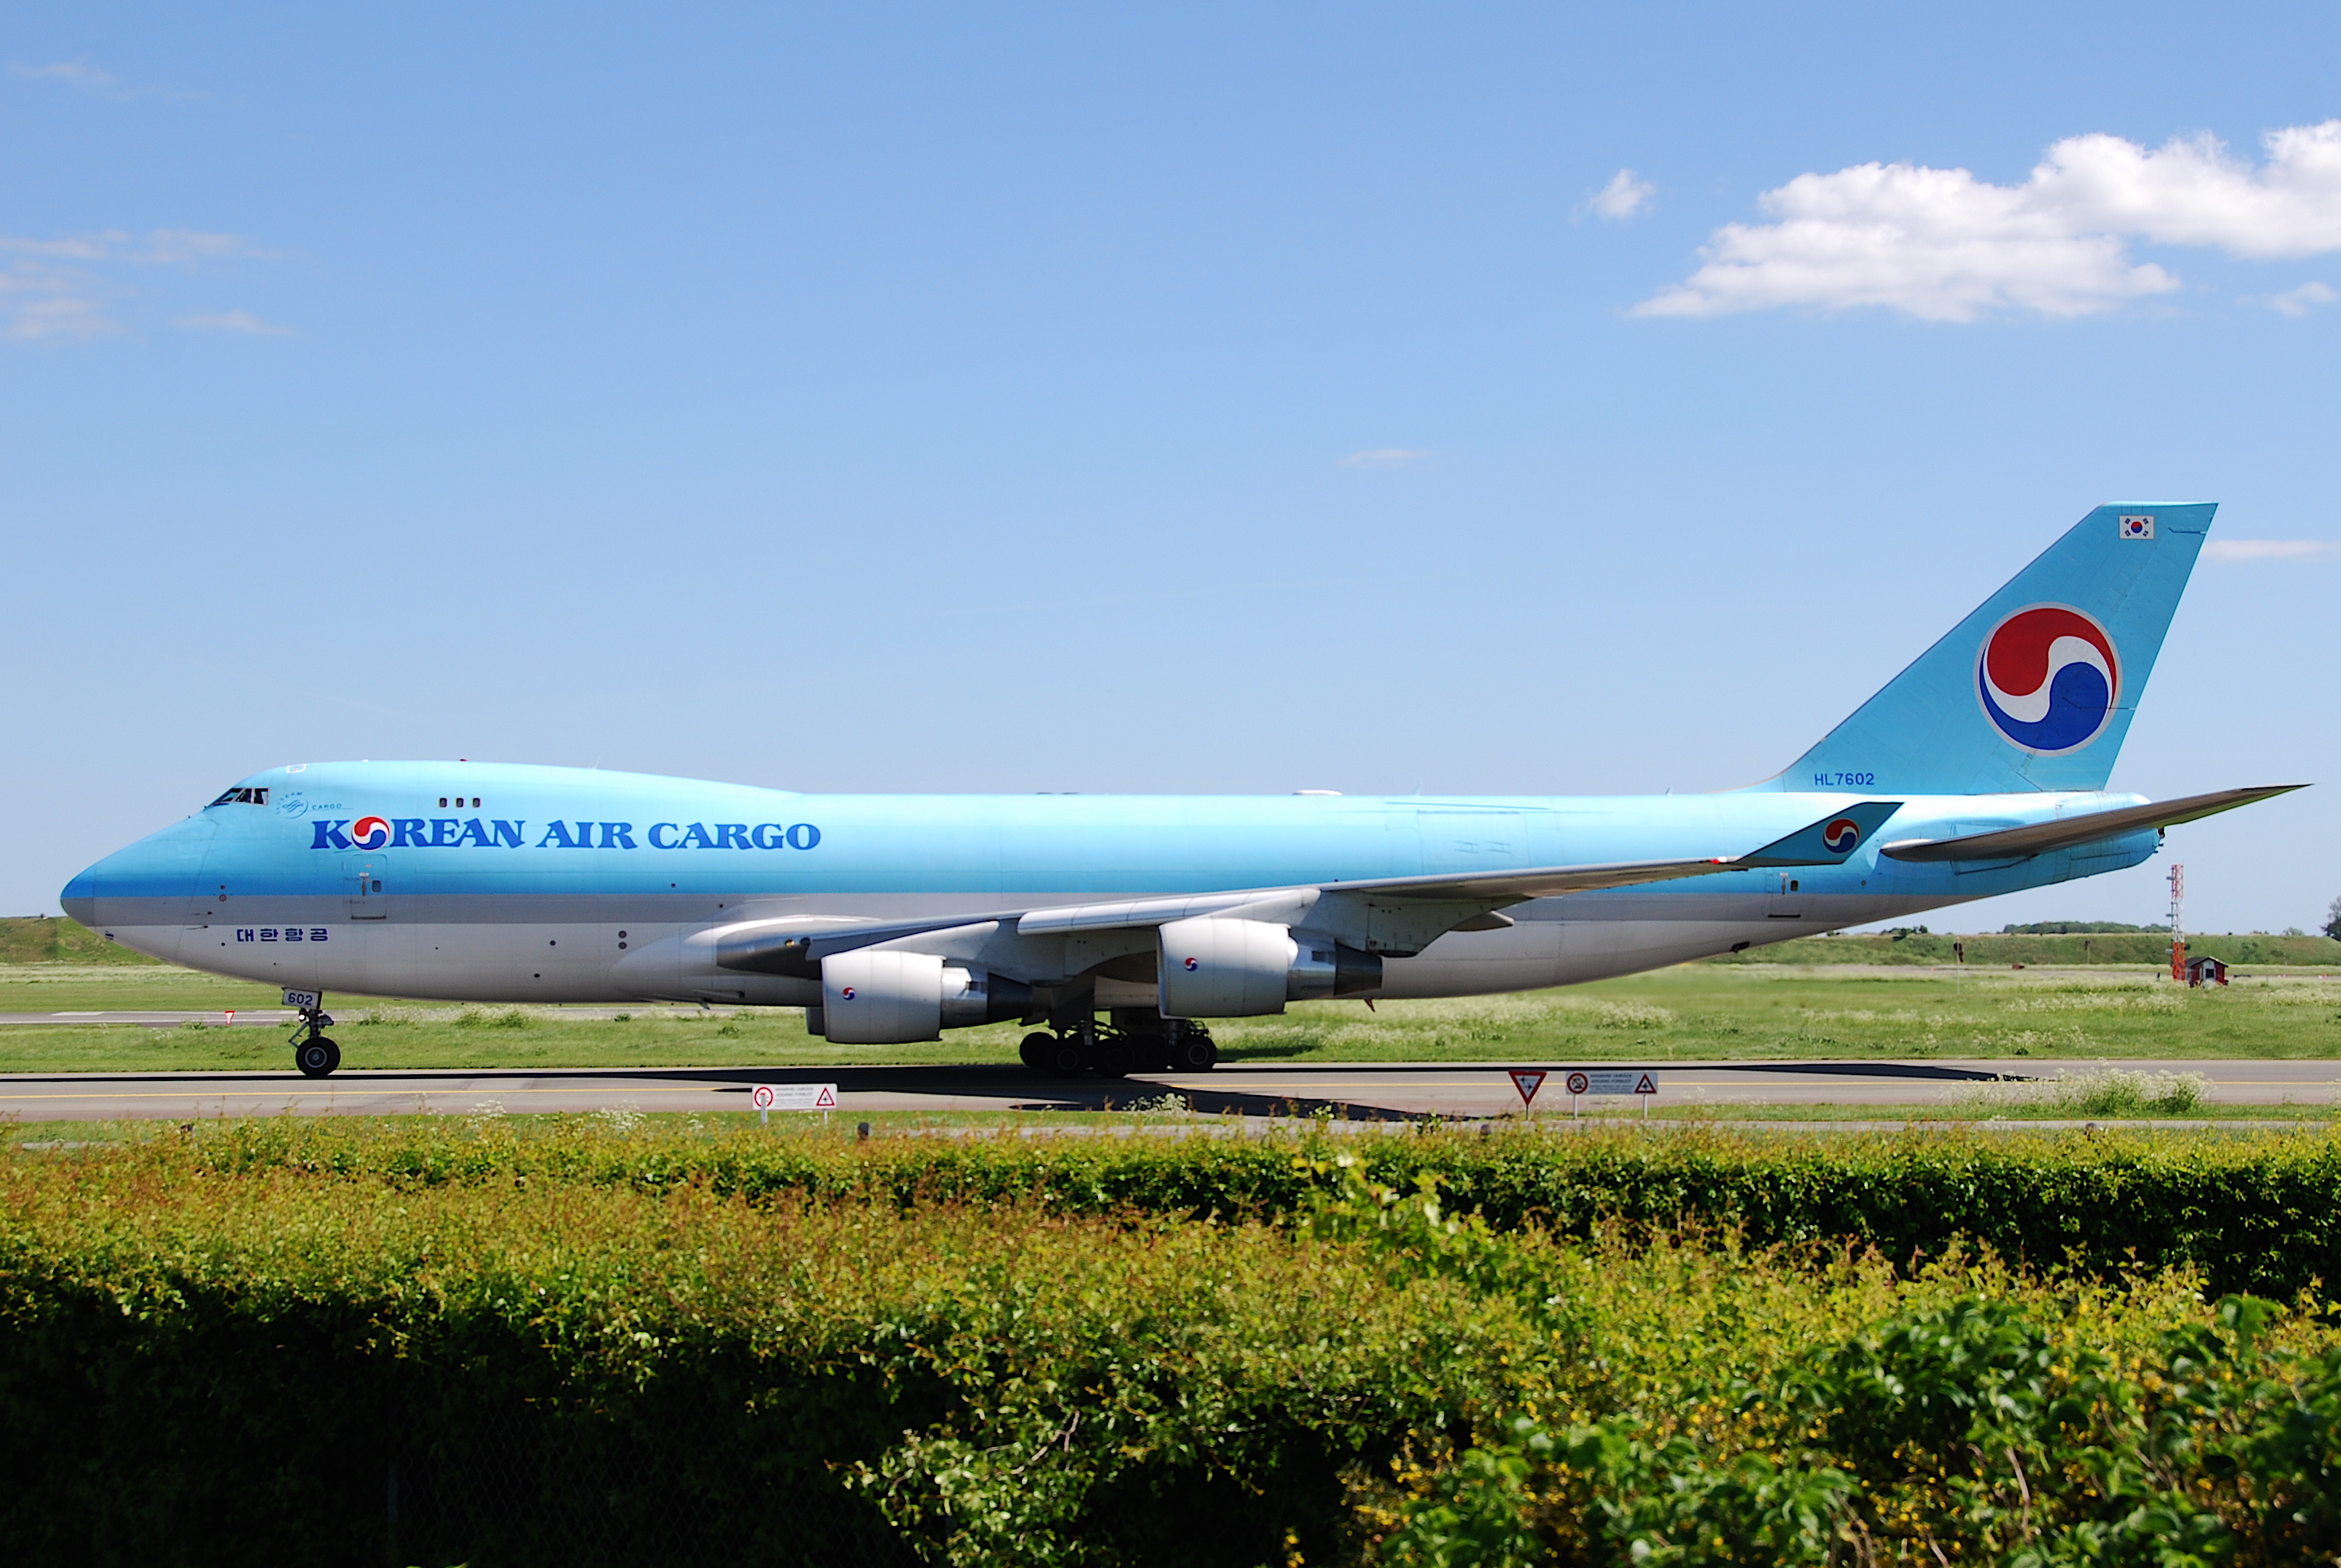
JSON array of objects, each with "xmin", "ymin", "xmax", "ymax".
[
  {"xmin": 1018, "ymin": 1014, "xmax": 1217, "ymax": 1077},
  {"xmin": 291, "ymin": 999, "xmax": 341, "ymax": 1078}
]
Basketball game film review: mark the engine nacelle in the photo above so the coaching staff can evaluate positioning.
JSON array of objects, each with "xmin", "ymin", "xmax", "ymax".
[
  {"xmin": 819, "ymin": 950, "xmax": 1032, "ymax": 1043},
  {"xmin": 1156, "ymin": 917, "xmax": 1384, "ymax": 1018}
]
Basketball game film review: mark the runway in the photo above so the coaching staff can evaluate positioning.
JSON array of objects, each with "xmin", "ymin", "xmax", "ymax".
[{"xmin": 0, "ymin": 1057, "xmax": 2333, "ymax": 1123}]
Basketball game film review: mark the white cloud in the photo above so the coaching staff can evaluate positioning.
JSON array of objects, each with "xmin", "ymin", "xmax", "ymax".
[
  {"xmin": 138, "ymin": 229, "xmax": 271, "ymax": 264},
  {"xmin": 2261, "ymin": 281, "xmax": 2337, "ymax": 315},
  {"xmin": 1337, "ymin": 449, "xmax": 1436, "ymax": 468},
  {"xmin": 0, "ymin": 252, "xmax": 114, "ymax": 339},
  {"xmin": 1639, "ymin": 121, "xmax": 2341, "ymax": 321},
  {"xmin": 12, "ymin": 59, "xmax": 124, "ymax": 96},
  {"xmin": 2203, "ymin": 538, "xmax": 2341, "ymax": 562},
  {"xmin": 0, "ymin": 231, "xmax": 125, "ymax": 260},
  {"xmin": 174, "ymin": 310, "xmax": 290, "ymax": 336},
  {"xmin": 0, "ymin": 227, "xmax": 273, "ymax": 342},
  {"xmin": 1588, "ymin": 169, "xmax": 1653, "ymax": 220},
  {"xmin": 5, "ymin": 295, "xmax": 119, "ymax": 341}
]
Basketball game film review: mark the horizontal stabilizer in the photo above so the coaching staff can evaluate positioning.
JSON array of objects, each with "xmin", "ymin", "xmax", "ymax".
[
  {"xmin": 1736, "ymin": 800, "xmax": 1904, "ymax": 867},
  {"xmin": 1880, "ymin": 784, "xmax": 2305, "ymax": 862}
]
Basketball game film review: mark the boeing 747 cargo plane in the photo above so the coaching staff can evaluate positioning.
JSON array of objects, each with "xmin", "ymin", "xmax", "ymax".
[{"xmin": 65, "ymin": 504, "xmax": 2301, "ymax": 1078}]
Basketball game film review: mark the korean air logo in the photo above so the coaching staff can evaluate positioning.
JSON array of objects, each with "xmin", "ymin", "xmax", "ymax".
[
  {"xmin": 1821, "ymin": 818, "xmax": 1861, "ymax": 853},
  {"xmin": 1976, "ymin": 605, "xmax": 2120, "ymax": 755},
  {"xmin": 348, "ymin": 816, "xmax": 391, "ymax": 850},
  {"xmin": 840, "ymin": 985, "xmax": 857, "ymax": 1000},
  {"xmin": 1183, "ymin": 957, "xmax": 1200, "ymax": 971}
]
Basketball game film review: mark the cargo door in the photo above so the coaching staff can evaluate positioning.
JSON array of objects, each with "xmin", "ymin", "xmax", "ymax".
[
  {"xmin": 342, "ymin": 851, "xmax": 392, "ymax": 920},
  {"xmin": 1767, "ymin": 870, "xmax": 1803, "ymax": 920}
]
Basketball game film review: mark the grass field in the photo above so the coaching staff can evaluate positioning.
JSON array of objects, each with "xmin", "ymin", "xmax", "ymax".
[
  {"xmin": 0, "ymin": 960, "xmax": 2336, "ymax": 1074},
  {"xmin": 3, "ymin": 916, "xmax": 2336, "ymax": 1074}
]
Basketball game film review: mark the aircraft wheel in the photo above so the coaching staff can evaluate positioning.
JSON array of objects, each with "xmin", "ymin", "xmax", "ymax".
[
  {"xmin": 1091, "ymin": 1037, "xmax": 1134, "ymax": 1078},
  {"xmin": 1018, "ymin": 1031, "xmax": 1055, "ymax": 1071},
  {"xmin": 1045, "ymin": 1035, "xmax": 1086, "ymax": 1076},
  {"xmin": 1171, "ymin": 1031, "xmax": 1218, "ymax": 1072},
  {"xmin": 296, "ymin": 1037, "xmax": 341, "ymax": 1078}
]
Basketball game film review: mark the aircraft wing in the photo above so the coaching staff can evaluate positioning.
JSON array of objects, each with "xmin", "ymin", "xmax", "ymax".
[
  {"xmin": 1878, "ymin": 784, "xmax": 2305, "ymax": 863},
  {"xmin": 716, "ymin": 803, "xmax": 1902, "ymax": 974},
  {"xmin": 718, "ymin": 855, "xmax": 1751, "ymax": 975}
]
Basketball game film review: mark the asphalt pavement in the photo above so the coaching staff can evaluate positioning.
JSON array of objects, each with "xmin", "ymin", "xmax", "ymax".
[{"xmin": 0, "ymin": 1057, "xmax": 2332, "ymax": 1123}]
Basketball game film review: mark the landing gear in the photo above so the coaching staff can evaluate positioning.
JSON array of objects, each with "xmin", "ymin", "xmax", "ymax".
[
  {"xmin": 1021, "ymin": 1028, "xmax": 1086, "ymax": 1076},
  {"xmin": 1168, "ymin": 1025, "xmax": 1219, "ymax": 1072},
  {"xmin": 1015, "ymin": 1015, "xmax": 1216, "ymax": 1076},
  {"xmin": 289, "ymin": 998, "xmax": 340, "ymax": 1078}
]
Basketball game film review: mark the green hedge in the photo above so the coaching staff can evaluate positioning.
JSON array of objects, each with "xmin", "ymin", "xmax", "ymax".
[
  {"xmin": 189, "ymin": 1119, "xmax": 2341, "ymax": 1298},
  {"xmin": 7, "ymin": 1130, "xmax": 2341, "ymax": 1565},
  {"xmin": 0, "ymin": 1148, "xmax": 1516, "ymax": 1567}
]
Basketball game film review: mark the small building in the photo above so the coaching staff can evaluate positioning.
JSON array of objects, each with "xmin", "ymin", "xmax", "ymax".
[{"xmin": 2185, "ymin": 955, "xmax": 2229, "ymax": 988}]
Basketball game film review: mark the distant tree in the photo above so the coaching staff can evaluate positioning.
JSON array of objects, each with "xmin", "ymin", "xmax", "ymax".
[
  {"xmin": 1999, "ymin": 920, "xmax": 2167, "ymax": 934},
  {"xmin": 2326, "ymin": 895, "xmax": 2341, "ymax": 942}
]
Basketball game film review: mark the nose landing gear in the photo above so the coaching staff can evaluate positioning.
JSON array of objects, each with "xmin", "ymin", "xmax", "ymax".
[{"xmin": 289, "ymin": 998, "xmax": 341, "ymax": 1078}]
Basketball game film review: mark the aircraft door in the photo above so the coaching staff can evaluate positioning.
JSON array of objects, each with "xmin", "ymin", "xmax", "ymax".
[
  {"xmin": 342, "ymin": 852, "xmax": 392, "ymax": 920},
  {"xmin": 1767, "ymin": 871, "xmax": 1803, "ymax": 920}
]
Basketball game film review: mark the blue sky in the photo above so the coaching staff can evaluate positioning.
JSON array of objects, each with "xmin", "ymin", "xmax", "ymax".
[{"xmin": 3, "ymin": 2, "xmax": 2335, "ymax": 935}]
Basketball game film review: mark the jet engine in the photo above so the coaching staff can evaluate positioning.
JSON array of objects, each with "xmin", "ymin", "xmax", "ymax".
[
  {"xmin": 1155, "ymin": 916, "xmax": 1382, "ymax": 1018},
  {"xmin": 819, "ymin": 950, "xmax": 1033, "ymax": 1043}
]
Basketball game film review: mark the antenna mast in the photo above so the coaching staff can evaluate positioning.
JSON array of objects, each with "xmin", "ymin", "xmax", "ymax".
[{"xmin": 2167, "ymin": 862, "xmax": 2186, "ymax": 982}]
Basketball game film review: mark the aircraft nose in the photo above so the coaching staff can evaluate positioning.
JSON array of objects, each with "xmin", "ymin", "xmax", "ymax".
[
  {"xmin": 61, "ymin": 865, "xmax": 99, "ymax": 926},
  {"xmin": 61, "ymin": 815, "xmax": 217, "ymax": 930}
]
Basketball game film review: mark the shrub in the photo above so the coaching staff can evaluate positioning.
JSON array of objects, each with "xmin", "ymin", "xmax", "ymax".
[{"xmin": 4, "ymin": 1129, "xmax": 2341, "ymax": 1564}]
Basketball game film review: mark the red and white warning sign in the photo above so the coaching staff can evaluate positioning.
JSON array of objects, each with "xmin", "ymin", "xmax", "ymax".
[
  {"xmin": 1633, "ymin": 1072, "xmax": 1658, "ymax": 1097},
  {"xmin": 1508, "ymin": 1069, "xmax": 1547, "ymax": 1109},
  {"xmin": 751, "ymin": 1083, "xmax": 838, "ymax": 1112},
  {"xmin": 1564, "ymin": 1071, "xmax": 1591, "ymax": 1096}
]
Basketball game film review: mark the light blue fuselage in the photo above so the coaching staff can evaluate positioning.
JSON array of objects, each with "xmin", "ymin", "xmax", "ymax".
[{"xmin": 63, "ymin": 759, "xmax": 2156, "ymax": 1007}]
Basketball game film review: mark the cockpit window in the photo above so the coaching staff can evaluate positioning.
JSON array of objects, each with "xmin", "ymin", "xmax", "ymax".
[{"xmin": 206, "ymin": 786, "xmax": 270, "ymax": 807}]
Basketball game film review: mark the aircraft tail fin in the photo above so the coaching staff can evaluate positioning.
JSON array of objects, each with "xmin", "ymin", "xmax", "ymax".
[{"xmin": 1758, "ymin": 503, "xmax": 2214, "ymax": 795}]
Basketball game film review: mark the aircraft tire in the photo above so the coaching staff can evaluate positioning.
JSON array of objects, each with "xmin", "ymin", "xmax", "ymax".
[
  {"xmin": 1091, "ymin": 1037, "xmax": 1134, "ymax": 1078},
  {"xmin": 1045, "ymin": 1037, "xmax": 1086, "ymax": 1076},
  {"xmin": 296, "ymin": 1037, "xmax": 341, "ymax": 1078},
  {"xmin": 1018, "ymin": 1031, "xmax": 1054, "ymax": 1071},
  {"xmin": 1172, "ymin": 1032, "xmax": 1218, "ymax": 1072}
]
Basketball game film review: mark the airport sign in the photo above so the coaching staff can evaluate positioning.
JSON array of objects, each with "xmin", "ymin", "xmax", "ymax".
[{"xmin": 752, "ymin": 1084, "xmax": 838, "ymax": 1113}]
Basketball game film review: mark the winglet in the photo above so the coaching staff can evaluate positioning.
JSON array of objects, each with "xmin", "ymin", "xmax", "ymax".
[{"xmin": 1735, "ymin": 800, "xmax": 1904, "ymax": 868}]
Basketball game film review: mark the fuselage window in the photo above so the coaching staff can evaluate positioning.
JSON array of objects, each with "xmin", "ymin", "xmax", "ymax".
[{"xmin": 205, "ymin": 787, "xmax": 270, "ymax": 808}]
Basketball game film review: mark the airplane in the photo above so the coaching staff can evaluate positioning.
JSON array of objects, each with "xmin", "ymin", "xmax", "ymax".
[{"xmin": 64, "ymin": 502, "xmax": 2302, "ymax": 1079}]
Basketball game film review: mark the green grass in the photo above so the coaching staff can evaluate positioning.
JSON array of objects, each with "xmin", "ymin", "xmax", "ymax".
[
  {"xmin": 0, "ymin": 962, "xmax": 2334, "ymax": 1072},
  {"xmin": 1707, "ymin": 929, "xmax": 2341, "ymax": 967},
  {"xmin": 3, "ymin": 915, "xmax": 2338, "ymax": 1075},
  {"xmin": 0, "ymin": 916, "xmax": 163, "ymax": 966}
]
